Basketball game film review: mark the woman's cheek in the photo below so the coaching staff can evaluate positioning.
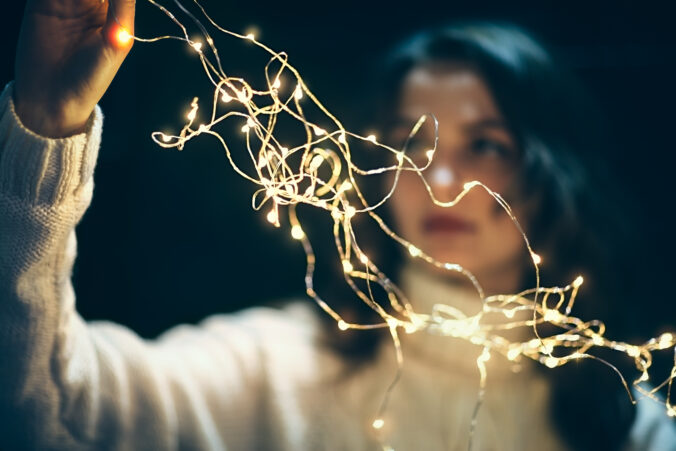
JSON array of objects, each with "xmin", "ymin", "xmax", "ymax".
[{"xmin": 390, "ymin": 173, "xmax": 426, "ymax": 239}]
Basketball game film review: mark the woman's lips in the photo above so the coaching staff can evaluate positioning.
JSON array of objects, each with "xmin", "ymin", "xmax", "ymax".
[{"xmin": 422, "ymin": 214, "xmax": 476, "ymax": 234}]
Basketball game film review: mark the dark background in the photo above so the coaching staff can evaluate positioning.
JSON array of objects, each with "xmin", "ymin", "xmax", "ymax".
[{"xmin": 1, "ymin": 0, "xmax": 675, "ymax": 343}]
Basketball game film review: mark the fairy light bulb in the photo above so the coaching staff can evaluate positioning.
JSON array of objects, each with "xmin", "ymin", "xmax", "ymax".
[
  {"xmin": 294, "ymin": 84, "xmax": 303, "ymax": 100},
  {"xmin": 291, "ymin": 225, "xmax": 304, "ymax": 240},
  {"xmin": 544, "ymin": 357, "xmax": 559, "ymax": 368},
  {"xmin": 507, "ymin": 347, "xmax": 521, "ymax": 361},
  {"xmin": 116, "ymin": 27, "xmax": 132, "ymax": 46},
  {"xmin": 372, "ymin": 419, "xmax": 385, "ymax": 430},
  {"xmin": 407, "ymin": 245, "xmax": 421, "ymax": 257}
]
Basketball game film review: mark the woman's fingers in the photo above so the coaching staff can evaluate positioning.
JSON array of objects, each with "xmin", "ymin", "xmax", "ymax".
[{"xmin": 106, "ymin": 0, "xmax": 136, "ymax": 33}]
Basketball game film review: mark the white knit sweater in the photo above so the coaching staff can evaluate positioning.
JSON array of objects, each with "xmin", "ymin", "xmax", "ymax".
[{"xmin": 0, "ymin": 82, "xmax": 674, "ymax": 450}]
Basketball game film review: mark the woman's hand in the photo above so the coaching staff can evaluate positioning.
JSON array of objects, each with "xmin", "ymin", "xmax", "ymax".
[{"xmin": 14, "ymin": 0, "xmax": 136, "ymax": 138}]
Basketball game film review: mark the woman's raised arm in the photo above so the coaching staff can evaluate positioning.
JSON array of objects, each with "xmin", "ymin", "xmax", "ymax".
[{"xmin": 0, "ymin": 1, "xmax": 296, "ymax": 448}]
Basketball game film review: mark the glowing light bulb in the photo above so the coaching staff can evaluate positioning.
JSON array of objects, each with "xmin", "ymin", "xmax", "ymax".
[
  {"xmin": 309, "ymin": 155, "xmax": 324, "ymax": 171},
  {"xmin": 425, "ymin": 149, "xmax": 435, "ymax": 160},
  {"xmin": 338, "ymin": 320, "xmax": 349, "ymax": 331},
  {"xmin": 404, "ymin": 323, "xmax": 418, "ymax": 334},
  {"xmin": 463, "ymin": 181, "xmax": 476, "ymax": 190},
  {"xmin": 294, "ymin": 84, "xmax": 303, "ymax": 100},
  {"xmin": 573, "ymin": 275, "xmax": 584, "ymax": 287},
  {"xmin": 266, "ymin": 209, "xmax": 278, "ymax": 224},
  {"xmin": 291, "ymin": 225, "xmax": 304, "ymax": 240},
  {"xmin": 246, "ymin": 33, "xmax": 255, "ymax": 40},
  {"xmin": 342, "ymin": 260, "xmax": 354, "ymax": 273},
  {"xmin": 116, "ymin": 28, "xmax": 132, "ymax": 45},
  {"xmin": 359, "ymin": 254, "xmax": 368, "ymax": 264},
  {"xmin": 191, "ymin": 41, "xmax": 203, "ymax": 52},
  {"xmin": 544, "ymin": 310, "xmax": 561, "ymax": 323},
  {"xmin": 272, "ymin": 78, "xmax": 281, "ymax": 89},
  {"xmin": 372, "ymin": 419, "xmax": 385, "ymax": 430},
  {"xmin": 221, "ymin": 92, "xmax": 232, "ymax": 103},
  {"xmin": 313, "ymin": 126, "xmax": 326, "ymax": 136},
  {"xmin": 544, "ymin": 357, "xmax": 558, "ymax": 368},
  {"xmin": 339, "ymin": 180, "xmax": 353, "ymax": 192},
  {"xmin": 658, "ymin": 333, "xmax": 674, "ymax": 349},
  {"xmin": 338, "ymin": 133, "xmax": 347, "ymax": 144},
  {"xmin": 366, "ymin": 134, "xmax": 377, "ymax": 143},
  {"xmin": 236, "ymin": 89, "xmax": 250, "ymax": 103},
  {"xmin": 408, "ymin": 245, "xmax": 421, "ymax": 257},
  {"xmin": 507, "ymin": 347, "xmax": 521, "ymax": 361},
  {"xmin": 345, "ymin": 206, "xmax": 356, "ymax": 219},
  {"xmin": 531, "ymin": 252, "xmax": 542, "ymax": 265}
]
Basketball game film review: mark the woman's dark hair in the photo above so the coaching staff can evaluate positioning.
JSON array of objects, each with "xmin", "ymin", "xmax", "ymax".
[{"xmin": 311, "ymin": 21, "xmax": 641, "ymax": 450}]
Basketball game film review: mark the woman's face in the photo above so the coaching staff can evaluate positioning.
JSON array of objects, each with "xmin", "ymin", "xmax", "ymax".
[{"xmin": 389, "ymin": 64, "xmax": 530, "ymax": 294}]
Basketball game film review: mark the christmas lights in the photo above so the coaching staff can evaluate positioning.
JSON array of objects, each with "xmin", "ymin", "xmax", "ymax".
[{"xmin": 115, "ymin": 0, "xmax": 676, "ymax": 447}]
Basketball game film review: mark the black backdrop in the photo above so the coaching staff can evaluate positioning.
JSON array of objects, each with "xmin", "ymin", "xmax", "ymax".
[{"xmin": 1, "ymin": 0, "xmax": 675, "ymax": 344}]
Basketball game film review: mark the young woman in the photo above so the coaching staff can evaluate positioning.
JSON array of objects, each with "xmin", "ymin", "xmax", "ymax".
[{"xmin": 1, "ymin": 0, "xmax": 674, "ymax": 449}]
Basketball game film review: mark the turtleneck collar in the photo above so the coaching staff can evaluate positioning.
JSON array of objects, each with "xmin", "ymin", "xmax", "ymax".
[{"xmin": 397, "ymin": 262, "xmax": 535, "ymax": 378}]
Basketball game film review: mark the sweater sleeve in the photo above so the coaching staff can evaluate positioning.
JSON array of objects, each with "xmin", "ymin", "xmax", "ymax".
[{"xmin": 0, "ymin": 83, "xmax": 269, "ymax": 450}]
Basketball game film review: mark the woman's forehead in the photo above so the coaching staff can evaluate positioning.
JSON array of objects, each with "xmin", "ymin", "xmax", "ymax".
[{"xmin": 398, "ymin": 64, "xmax": 502, "ymax": 124}]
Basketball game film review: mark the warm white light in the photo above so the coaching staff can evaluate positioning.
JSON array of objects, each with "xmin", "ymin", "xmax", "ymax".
[
  {"xmin": 291, "ymin": 225, "xmax": 304, "ymax": 240},
  {"xmin": 116, "ymin": 28, "xmax": 132, "ymax": 45}
]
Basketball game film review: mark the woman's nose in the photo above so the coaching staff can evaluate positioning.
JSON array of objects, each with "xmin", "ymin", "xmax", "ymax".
[{"xmin": 428, "ymin": 159, "xmax": 462, "ymax": 203}]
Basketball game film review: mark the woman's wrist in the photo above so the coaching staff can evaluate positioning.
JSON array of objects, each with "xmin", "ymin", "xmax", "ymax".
[{"xmin": 13, "ymin": 91, "xmax": 91, "ymax": 139}]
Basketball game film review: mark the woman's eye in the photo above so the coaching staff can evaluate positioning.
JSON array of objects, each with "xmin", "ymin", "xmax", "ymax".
[{"xmin": 470, "ymin": 138, "xmax": 511, "ymax": 158}]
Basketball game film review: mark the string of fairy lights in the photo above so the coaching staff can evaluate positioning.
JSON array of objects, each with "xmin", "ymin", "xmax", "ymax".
[{"xmin": 112, "ymin": 0, "xmax": 675, "ymax": 447}]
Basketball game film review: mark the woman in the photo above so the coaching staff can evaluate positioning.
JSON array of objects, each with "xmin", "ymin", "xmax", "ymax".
[{"xmin": 0, "ymin": 0, "xmax": 673, "ymax": 449}]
